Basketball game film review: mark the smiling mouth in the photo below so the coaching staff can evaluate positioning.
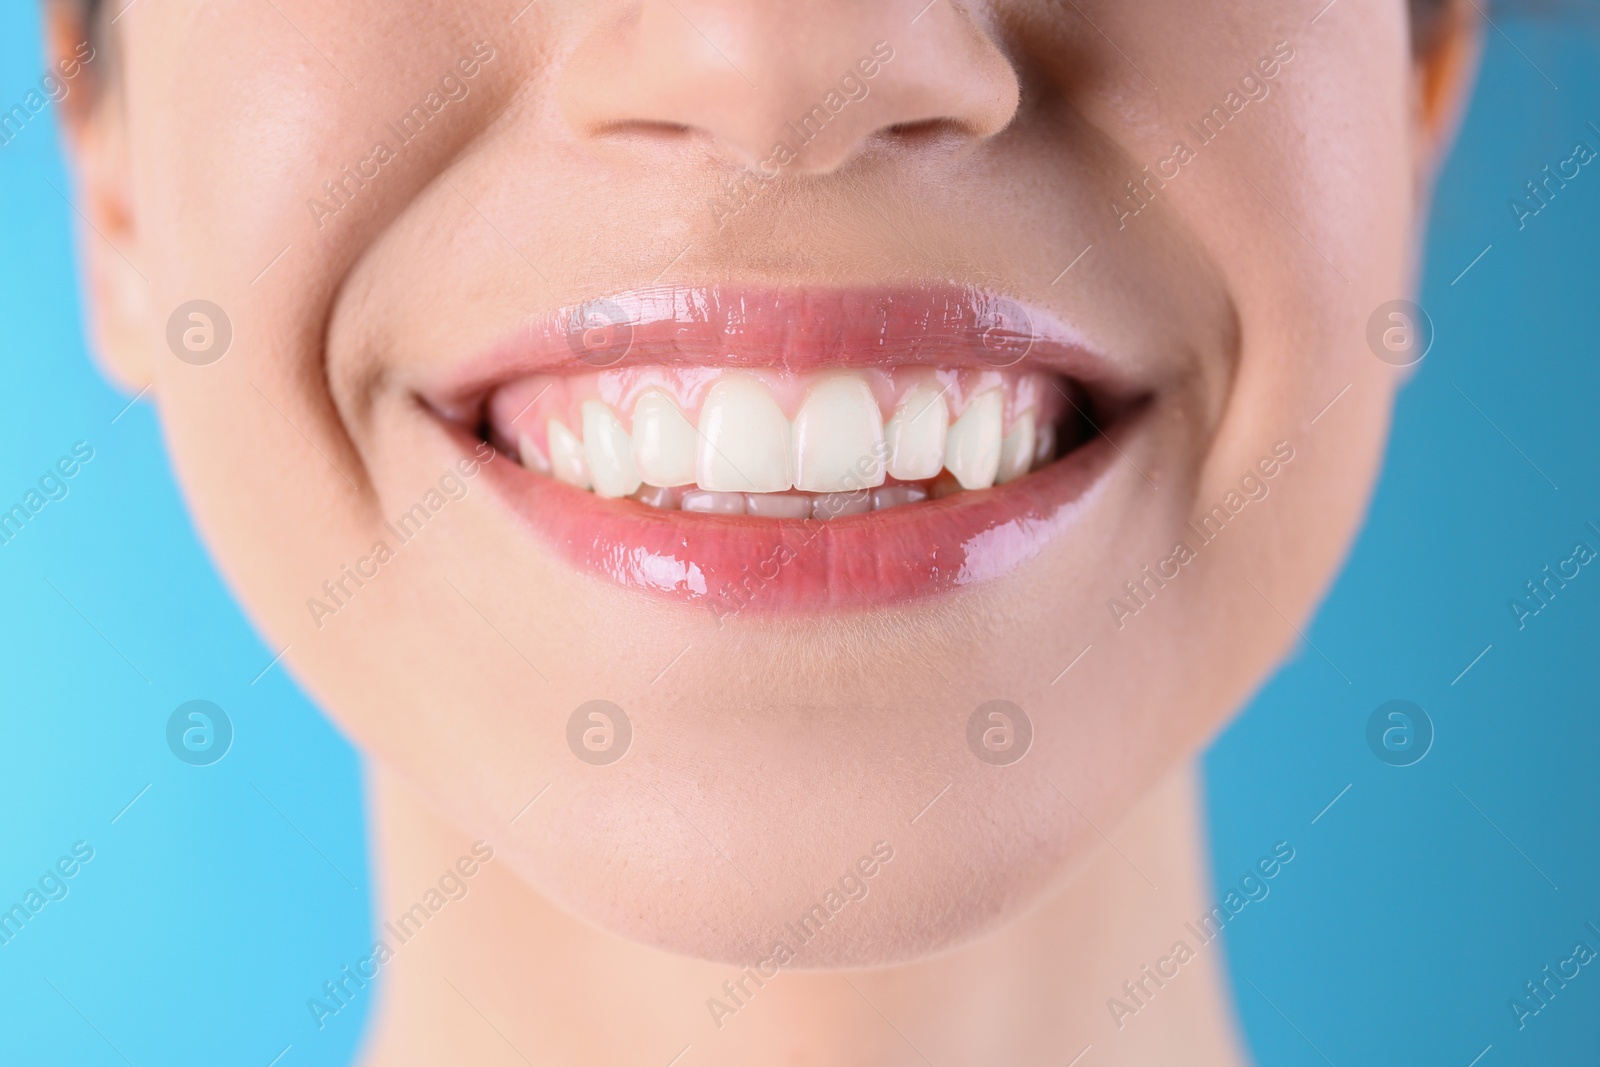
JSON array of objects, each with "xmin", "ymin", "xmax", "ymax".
[
  {"xmin": 427, "ymin": 284, "xmax": 1149, "ymax": 614},
  {"xmin": 490, "ymin": 363, "xmax": 1082, "ymax": 514}
]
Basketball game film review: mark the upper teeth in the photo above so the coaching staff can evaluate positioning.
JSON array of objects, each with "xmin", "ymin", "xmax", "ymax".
[
  {"xmin": 502, "ymin": 370, "xmax": 1056, "ymax": 500},
  {"xmin": 884, "ymin": 381, "xmax": 949, "ymax": 482},
  {"xmin": 581, "ymin": 401, "xmax": 642, "ymax": 499},
  {"xmin": 791, "ymin": 375, "xmax": 886, "ymax": 493},
  {"xmin": 696, "ymin": 377, "xmax": 794, "ymax": 494},
  {"xmin": 546, "ymin": 417, "xmax": 590, "ymax": 490},
  {"xmin": 944, "ymin": 390, "xmax": 1004, "ymax": 490},
  {"xmin": 630, "ymin": 389, "xmax": 697, "ymax": 488}
]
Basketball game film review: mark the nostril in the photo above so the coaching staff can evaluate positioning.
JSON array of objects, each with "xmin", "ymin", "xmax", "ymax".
[
  {"xmin": 592, "ymin": 120, "xmax": 697, "ymax": 144},
  {"xmin": 561, "ymin": 5, "xmax": 1021, "ymax": 173},
  {"xmin": 882, "ymin": 117, "xmax": 970, "ymax": 148}
]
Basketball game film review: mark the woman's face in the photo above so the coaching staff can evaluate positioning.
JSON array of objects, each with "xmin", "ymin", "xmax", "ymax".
[{"xmin": 71, "ymin": 0, "xmax": 1460, "ymax": 964}]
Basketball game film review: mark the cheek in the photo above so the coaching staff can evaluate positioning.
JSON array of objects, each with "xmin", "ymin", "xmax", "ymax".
[
  {"xmin": 126, "ymin": 1, "xmax": 509, "ymax": 659},
  {"xmin": 133, "ymin": 3, "xmax": 347, "ymax": 295}
]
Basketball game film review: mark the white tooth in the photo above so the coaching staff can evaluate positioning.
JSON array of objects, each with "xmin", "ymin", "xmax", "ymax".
[
  {"xmin": 634, "ymin": 485, "xmax": 683, "ymax": 510},
  {"xmin": 696, "ymin": 377, "xmax": 791, "ymax": 493},
  {"xmin": 547, "ymin": 418, "xmax": 591, "ymax": 489},
  {"xmin": 944, "ymin": 391, "xmax": 1002, "ymax": 490},
  {"xmin": 813, "ymin": 491, "xmax": 872, "ymax": 520},
  {"xmin": 792, "ymin": 375, "xmax": 886, "ymax": 493},
  {"xmin": 1032, "ymin": 420, "xmax": 1057, "ymax": 469},
  {"xmin": 631, "ymin": 390, "xmax": 697, "ymax": 487},
  {"xmin": 885, "ymin": 383, "xmax": 949, "ymax": 481},
  {"xmin": 745, "ymin": 492, "xmax": 813, "ymax": 519},
  {"xmin": 681, "ymin": 490, "xmax": 747, "ymax": 515},
  {"xmin": 582, "ymin": 401, "xmax": 642, "ymax": 498},
  {"xmin": 871, "ymin": 484, "xmax": 928, "ymax": 511},
  {"xmin": 996, "ymin": 410, "xmax": 1036, "ymax": 484},
  {"xmin": 516, "ymin": 433, "xmax": 552, "ymax": 476}
]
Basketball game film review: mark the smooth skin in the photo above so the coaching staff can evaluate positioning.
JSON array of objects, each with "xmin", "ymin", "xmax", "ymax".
[{"xmin": 52, "ymin": 0, "xmax": 1480, "ymax": 1063}]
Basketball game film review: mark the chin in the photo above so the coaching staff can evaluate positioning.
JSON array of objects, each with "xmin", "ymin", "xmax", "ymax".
[{"xmin": 480, "ymin": 752, "xmax": 1095, "ymax": 968}]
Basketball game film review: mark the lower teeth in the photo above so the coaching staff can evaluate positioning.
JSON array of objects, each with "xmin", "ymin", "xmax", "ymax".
[{"xmin": 632, "ymin": 479, "xmax": 950, "ymax": 518}]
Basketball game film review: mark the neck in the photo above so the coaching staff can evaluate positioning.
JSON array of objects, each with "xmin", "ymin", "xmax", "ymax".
[{"xmin": 357, "ymin": 761, "xmax": 1244, "ymax": 1067}]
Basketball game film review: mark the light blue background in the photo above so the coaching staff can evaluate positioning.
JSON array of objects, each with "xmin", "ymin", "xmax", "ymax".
[{"xmin": 1, "ymin": 7, "xmax": 1595, "ymax": 1065}]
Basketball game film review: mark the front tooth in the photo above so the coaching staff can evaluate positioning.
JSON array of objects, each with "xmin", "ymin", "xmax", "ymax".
[
  {"xmin": 885, "ymin": 382, "xmax": 948, "ymax": 481},
  {"xmin": 813, "ymin": 491, "xmax": 872, "ymax": 520},
  {"xmin": 631, "ymin": 390, "xmax": 697, "ymax": 487},
  {"xmin": 872, "ymin": 484, "xmax": 928, "ymax": 510},
  {"xmin": 547, "ymin": 418, "xmax": 591, "ymax": 489},
  {"xmin": 681, "ymin": 490, "xmax": 747, "ymax": 515},
  {"xmin": 634, "ymin": 485, "xmax": 683, "ymax": 510},
  {"xmin": 792, "ymin": 375, "xmax": 886, "ymax": 493},
  {"xmin": 745, "ymin": 492, "xmax": 813, "ymax": 519},
  {"xmin": 996, "ymin": 410, "xmax": 1036, "ymax": 484},
  {"xmin": 944, "ymin": 391, "xmax": 1002, "ymax": 490},
  {"xmin": 696, "ymin": 377, "xmax": 791, "ymax": 493},
  {"xmin": 582, "ymin": 401, "xmax": 642, "ymax": 498}
]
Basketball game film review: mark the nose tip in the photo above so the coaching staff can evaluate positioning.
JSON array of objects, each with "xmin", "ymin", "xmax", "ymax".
[{"xmin": 559, "ymin": 1, "xmax": 1020, "ymax": 175}]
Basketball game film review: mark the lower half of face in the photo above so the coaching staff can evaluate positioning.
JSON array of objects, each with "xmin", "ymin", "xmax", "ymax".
[{"xmin": 120, "ymin": 0, "xmax": 1417, "ymax": 963}]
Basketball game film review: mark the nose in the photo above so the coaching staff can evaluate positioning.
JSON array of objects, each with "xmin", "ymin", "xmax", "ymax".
[{"xmin": 559, "ymin": 0, "xmax": 1021, "ymax": 174}]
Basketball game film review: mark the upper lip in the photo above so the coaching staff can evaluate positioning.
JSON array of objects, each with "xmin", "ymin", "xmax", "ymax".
[{"xmin": 422, "ymin": 283, "xmax": 1146, "ymax": 422}]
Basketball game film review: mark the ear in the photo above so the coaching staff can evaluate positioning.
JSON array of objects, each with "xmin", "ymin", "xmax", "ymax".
[
  {"xmin": 1412, "ymin": 0, "xmax": 1485, "ymax": 189},
  {"xmin": 47, "ymin": 2, "xmax": 154, "ymax": 395}
]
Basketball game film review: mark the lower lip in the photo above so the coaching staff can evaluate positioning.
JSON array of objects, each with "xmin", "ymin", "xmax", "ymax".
[{"xmin": 472, "ymin": 426, "xmax": 1125, "ymax": 617}]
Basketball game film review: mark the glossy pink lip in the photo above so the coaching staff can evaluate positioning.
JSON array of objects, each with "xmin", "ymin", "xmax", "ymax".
[
  {"xmin": 475, "ymin": 431, "xmax": 1123, "ymax": 616},
  {"xmin": 424, "ymin": 284, "xmax": 1139, "ymax": 418},
  {"xmin": 426, "ymin": 284, "xmax": 1148, "ymax": 614}
]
